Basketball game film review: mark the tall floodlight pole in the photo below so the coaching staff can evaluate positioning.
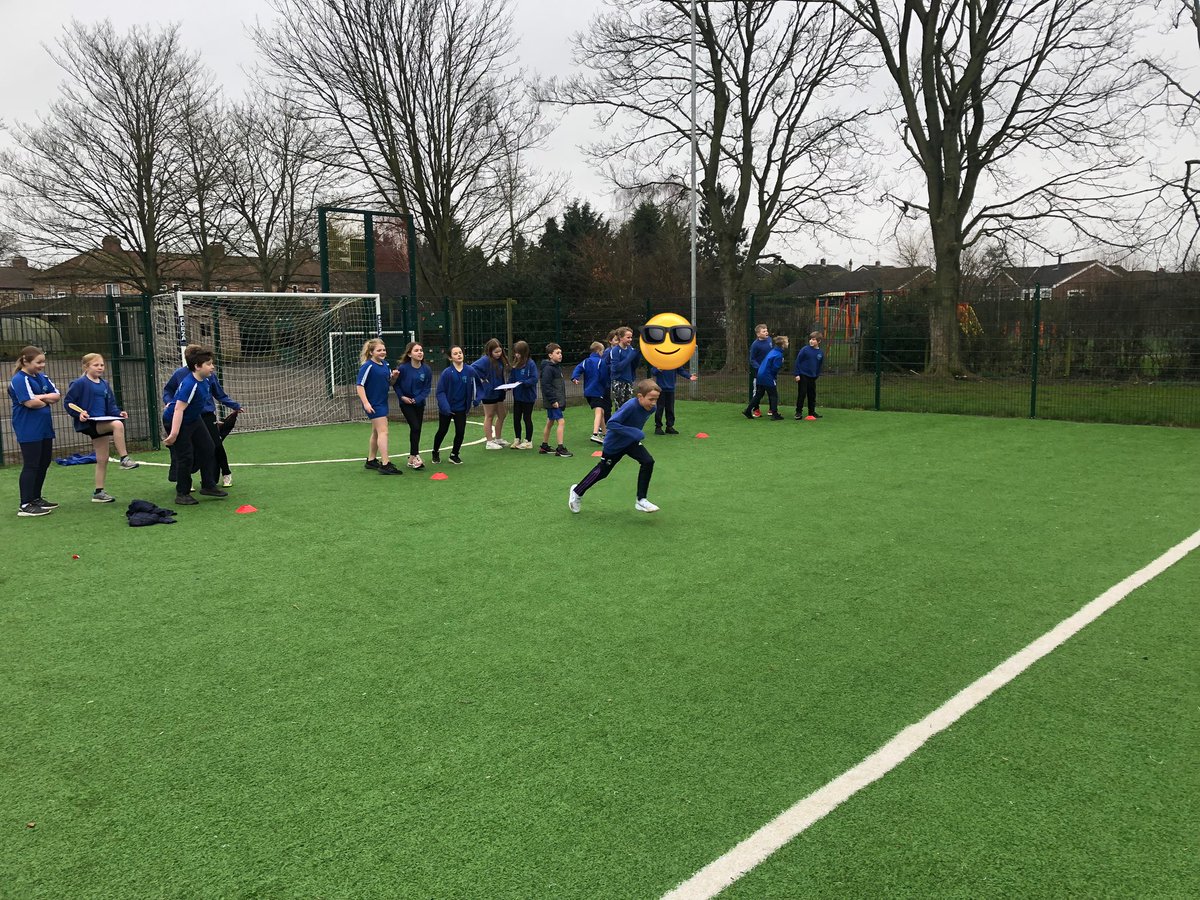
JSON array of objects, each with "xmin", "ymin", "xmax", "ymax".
[{"xmin": 689, "ymin": 0, "xmax": 699, "ymax": 380}]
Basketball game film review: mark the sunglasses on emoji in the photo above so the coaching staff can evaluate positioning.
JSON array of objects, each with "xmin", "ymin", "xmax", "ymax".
[{"xmin": 640, "ymin": 324, "xmax": 695, "ymax": 344}]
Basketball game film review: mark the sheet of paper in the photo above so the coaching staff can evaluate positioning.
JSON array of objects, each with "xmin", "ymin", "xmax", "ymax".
[
  {"xmin": 85, "ymin": 415, "xmax": 123, "ymax": 422},
  {"xmin": 493, "ymin": 382, "xmax": 523, "ymax": 391}
]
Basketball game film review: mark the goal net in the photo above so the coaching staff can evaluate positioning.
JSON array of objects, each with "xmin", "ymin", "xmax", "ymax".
[{"xmin": 150, "ymin": 291, "xmax": 402, "ymax": 432}]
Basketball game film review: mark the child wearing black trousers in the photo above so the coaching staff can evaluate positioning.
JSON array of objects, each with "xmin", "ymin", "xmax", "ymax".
[
  {"xmin": 569, "ymin": 379, "xmax": 661, "ymax": 514},
  {"xmin": 9, "ymin": 345, "xmax": 60, "ymax": 517}
]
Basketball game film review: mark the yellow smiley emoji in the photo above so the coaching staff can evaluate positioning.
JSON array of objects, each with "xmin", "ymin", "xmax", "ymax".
[{"xmin": 639, "ymin": 313, "xmax": 697, "ymax": 370}]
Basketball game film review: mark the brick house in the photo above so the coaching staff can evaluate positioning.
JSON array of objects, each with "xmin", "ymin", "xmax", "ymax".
[{"xmin": 0, "ymin": 256, "xmax": 42, "ymax": 307}]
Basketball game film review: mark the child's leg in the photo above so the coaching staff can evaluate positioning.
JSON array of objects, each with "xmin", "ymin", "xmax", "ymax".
[
  {"xmin": 373, "ymin": 418, "xmax": 390, "ymax": 464},
  {"xmin": 573, "ymin": 451, "xmax": 621, "ymax": 496},
  {"xmin": 522, "ymin": 403, "xmax": 534, "ymax": 442},
  {"xmin": 806, "ymin": 377, "xmax": 818, "ymax": 415},
  {"xmin": 203, "ymin": 415, "xmax": 229, "ymax": 475},
  {"xmin": 664, "ymin": 391, "xmax": 676, "ymax": 427},
  {"xmin": 451, "ymin": 411, "xmax": 467, "ymax": 455},
  {"xmin": 175, "ymin": 421, "xmax": 199, "ymax": 495},
  {"xmin": 592, "ymin": 405, "xmax": 604, "ymax": 434},
  {"xmin": 555, "ymin": 418, "xmax": 565, "ymax": 446},
  {"xmin": 494, "ymin": 403, "xmax": 507, "ymax": 440},
  {"xmin": 33, "ymin": 438, "xmax": 53, "ymax": 501},
  {"xmin": 541, "ymin": 417, "xmax": 552, "ymax": 447},
  {"xmin": 481, "ymin": 404, "xmax": 495, "ymax": 440},
  {"xmin": 367, "ymin": 423, "xmax": 379, "ymax": 460},
  {"xmin": 92, "ymin": 434, "xmax": 112, "ymax": 489},
  {"xmin": 191, "ymin": 420, "xmax": 219, "ymax": 489},
  {"xmin": 767, "ymin": 385, "xmax": 779, "ymax": 414},
  {"xmin": 626, "ymin": 444, "xmax": 655, "ymax": 500},
  {"xmin": 18, "ymin": 439, "xmax": 49, "ymax": 505},
  {"xmin": 433, "ymin": 414, "xmax": 451, "ymax": 453},
  {"xmin": 95, "ymin": 419, "xmax": 131, "ymax": 458}
]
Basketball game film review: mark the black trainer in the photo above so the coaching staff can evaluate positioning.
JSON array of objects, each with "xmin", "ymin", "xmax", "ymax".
[
  {"xmin": 432, "ymin": 451, "xmax": 441, "ymax": 463},
  {"xmin": 811, "ymin": 413, "xmax": 823, "ymax": 418},
  {"xmin": 378, "ymin": 462, "xmax": 403, "ymax": 475},
  {"xmin": 654, "ymin": 426, "xmax": 665, "ymax": 435},
  {"xmin": 199, "ymin": 487, "xmax": 229, "ymax": 497},
  {"xmin": 555, "ymin": 445, "xmax": 573, "ymax": 458},
  {"xmin": 538, "ymin": 443, "xmax": 552, "ymax": 454},
  {"xmin": 34, "ymin": 497, "xmax": 60, "ymax": 509},
  {"xmin": 665, "ymin": 427, "xmax": 679, "ymax": 435},
  {"xmin": 175, "ymin": 494, "xmax": 199, "ymax": 506},
  {"xmin": 364, "ymin": 458, "xmax": 381, "ymax": 470},
  {"xmin": 17, "ymin": 503, "xmax": 51, "ymax": 517},
  {"xmin": 794, "ymin": 412, "xmax": 804, "ymax": 420},
  {"xmin": 742, "ymin": 409, "xmax": 754, "ymax": 419},
  {"xmin": 769, "ymin": 413, "xmax": 784, "ymax": 421},
  {"xmin": 448, "ymin": 454, "xmax": 464, "ymax": 465}
]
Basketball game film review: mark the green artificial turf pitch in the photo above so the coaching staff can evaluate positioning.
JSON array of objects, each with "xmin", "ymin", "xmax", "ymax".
[{"xmin": 2, "ymin": 405, "xmax": 1198, "ymax": 898}]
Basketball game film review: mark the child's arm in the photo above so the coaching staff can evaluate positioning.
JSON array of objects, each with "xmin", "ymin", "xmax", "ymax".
[
  {"xmin": 63, "ymin": 379, "xmax": 86, "ymax": 422},
  {"xmin": 162, "ymin": 368, "xmax": 184, "ymax": 405},
  {"xmin": 209, "ymin": 376, "xmax": 242, "ymax": 412},
  {"xmin": 571, "ymin": 360, "xmax": 586, "ymax": 384},
  {"xmin": 355, "ymin": 383, "xmax": 373, "ymax": 415},
  {"xmin": 163, "ymin": 399, "xmax": 187, "ymax": 446}
]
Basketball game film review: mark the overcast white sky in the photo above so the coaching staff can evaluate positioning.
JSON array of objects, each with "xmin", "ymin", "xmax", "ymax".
[{"xmin": 3, "ymin": 1, "xmax": 1195, "ymax": 268}]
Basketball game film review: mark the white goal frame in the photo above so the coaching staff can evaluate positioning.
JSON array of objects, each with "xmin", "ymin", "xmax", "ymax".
[{"xmin": 326, "ymin": 329, "xmax": 414, "ymax": 395}]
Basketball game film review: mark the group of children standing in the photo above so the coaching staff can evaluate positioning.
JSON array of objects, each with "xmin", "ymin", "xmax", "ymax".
[
  {"xmin": 744, "ymin": 323, "xmax": 825, "ymax": 421},
  {"xmin": 8, "ymin": 345, "xmax": 141, "ymax": 517}
]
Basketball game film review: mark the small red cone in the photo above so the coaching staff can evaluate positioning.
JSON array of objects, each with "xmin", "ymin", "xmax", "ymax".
[
  {"xmin": 805, "ymin": 415, "xmax": 816, "ymax": 421},
  {"xmin": 591, "ymin": 450, "xmax": 602, "ymax": 457},
  {"xmin": 430, "ymin": 472, "xmax": 449, "ymax": 480},
  {"xmin": 71, "ymin": 554, "xmax": 80, "ymax": 560},
  {"xmin": 695, "ymin": 432, "xmax": 709, "ymax": 438},
  {"xmin": 235, "ymin": 505, "xmax": 257, "ymax": 514}
]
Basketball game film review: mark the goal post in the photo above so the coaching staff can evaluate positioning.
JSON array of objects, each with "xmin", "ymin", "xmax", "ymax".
[{"xmin": 150, "ymin": 291, "xmax": 385, "ymax": 432}]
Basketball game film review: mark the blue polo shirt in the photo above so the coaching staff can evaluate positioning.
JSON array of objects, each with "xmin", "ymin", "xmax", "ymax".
[
  {"xmin": 9, "ymin": 371, "xmax": 57, "ymax": 442},
  {"xmin": 357, "ymin": 360, "xmax": 391, "ymax": 417},
  {"xmin": 173, "ymin": 373, "xmax": 213, "ymax": 423}
]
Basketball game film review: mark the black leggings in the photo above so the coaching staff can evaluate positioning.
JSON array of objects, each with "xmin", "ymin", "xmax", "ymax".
[
  {"xmin": 400, "ymin": 402, "xmax": 425, "ymax": 456},
  {"xmin": 575, "ymin": 442, "xmax": 655, "ymax": 501},
  {"xmin": 512, "ymin": 400, "xmax": 535, "ymax": 441},
  {"xmin": 654, "ymin": 390, "xmax": 677, "ymax": 428},
  {"xmin": 19, "ymin": 438, "xmax": 53, "ymax": 505},
  {"xmin": 433, "ymin": 411, "xmax": 466, "ymax": 456},
  {"xmin": 795, "ymin": 375, "xmax": 817, "ymax": 416}
]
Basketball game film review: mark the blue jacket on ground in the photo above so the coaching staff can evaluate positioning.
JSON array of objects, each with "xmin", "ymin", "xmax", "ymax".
[
  {"xmin": 163, "ymin": 366, "xmax": 241, "ymax": 414},
  {"xmin": 394, "ymin": 363, "xmax": 433, "ymax": 406},
  {"xmin": 603, "ymin": 396, "xmax": 654, "ymax": 454},
  {"xmin": 64, "ymin": 376, "xmax": 121, "ymax": 431},
  {"xmin": 571, "ymin": 353, "xmax": 609, "ymax": 398},
  {"xmin": 649, "ymin": 366, "xmax": 692, "ymax": 393},
  {"xmin": 437, "ymin": 364, "xmax": 476, "ymax": 415},
  {"xmin": 757, "ymin": 348, "xmax": 784, "ymax": 387},
  {"xmin": 510, "ymin": 359, "xmax": 539, "ymax": 403},
  {"xmin": 749, "ymin": 337, "xmax": 773, "ymax": 370},
  {"xmin": 606, "ymin": 345, "xmax": 639, "ymax": 384},
  {"xmin": 8, "ymin": 370, "xmax": 57, "ymax": 442},
  {"xmin": 793, "ymin": 344, "xmax": 825, "ymax": 378}
]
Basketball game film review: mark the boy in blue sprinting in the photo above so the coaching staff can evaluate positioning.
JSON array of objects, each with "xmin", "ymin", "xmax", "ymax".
[
  {"xmin": 569, "ymin": 379, "xmax": 661, "ymax": 514},
  {"xmin": 743, "ymin": 335, "xmax": 788, "ymax": 420}
]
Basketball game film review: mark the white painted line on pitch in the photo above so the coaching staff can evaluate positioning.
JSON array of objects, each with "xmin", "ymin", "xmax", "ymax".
[
  {"xmin": 662, "ymin": 526, "xmax": 1200, "ymax": 900},
  {"xmin": 134, "ymin": 421, "xmax": 488, "ymax": 467}
]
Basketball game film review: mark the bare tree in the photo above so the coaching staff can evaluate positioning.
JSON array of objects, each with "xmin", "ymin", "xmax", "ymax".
[
  {"xmin": 546, "ymin": 0, "xmax": 875, "ymax": 373},
  {"xmin": 179, "ymin": 96, "xmax": 236, "ymax": 291},
  {"xmin": 222, "ymin": 91, "xmax": 342, "ymax": 291},
  {"xmin": 0, "ymin": 21, "xmax": 214, "ymax": 295},
  {"xmin": 836, "ymin": 0, "xmax": 1152, "ymax": 375},
  {"xmin": 255, "ymin": 0, "xmax": 560, "ymax": 295}
]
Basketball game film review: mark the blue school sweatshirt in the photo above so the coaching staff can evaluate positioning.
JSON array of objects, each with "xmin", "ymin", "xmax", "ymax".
[
  {"xmin": 394, "ymin": 362, "xmax": 433, "ymax": 406},
  {"xmin": 509, "ymin": 359, "xmax": 539, "ymax": 403},
  {"xmin": 603, "ymin": 396, "xmax": 654, "ymax": 454},
  {"xmin": 470, "ymin": 354, "xmax": 506, "ymax": 402},
  {"xmin": 163, "ymin": 367, "xmax": 241, "ymax": 414},
  {"xmin": 793, "ymin": 344, "xmax": 825, "ymax": 379},
  {"xmin": 571, "ymin": 353, "xmax": 609, "ymax": 398},
  {"xmin": 64, "ymin": 376, "xmax": 121, "ymax": 431},
  {"xmin": 756, "ymin": 348, "xmax": 784, "ymax": 387},
  {"xmin": 173, "ymin": 373, "xmax": 213, "ymax": 423},
  {"xmin": 437, "ymin": 364, "xmax": 476, "ymax": 415},
  {"xmin": 749, "ymin": 337, "xmax": 773, "ymax": 370},
  {"xmin": 649, "ymin": 366, "xmax": 692, "ymax": 393},
  {"xmin": 606, "ymin": 345, "xmax": 639, "ymax": 384}
]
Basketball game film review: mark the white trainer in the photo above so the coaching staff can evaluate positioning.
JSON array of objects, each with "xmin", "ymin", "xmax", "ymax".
[
  {"xmin": 221, "ymin": 473, "xmax": 233, "ymax": 487},
  {"xmin": 634, "ymin": 498, "xmax": 659, "ymax": 513},
  {"xmin": 496, "ymin": 438, "xmax": 511, "ymax": 447},
  {"xmin": 485, "ymin": 440, "xmax": 502, "ymax": 450},
  {"xmin": 568, "ymin": 485, "xmax": 581, "ymax": 513}
]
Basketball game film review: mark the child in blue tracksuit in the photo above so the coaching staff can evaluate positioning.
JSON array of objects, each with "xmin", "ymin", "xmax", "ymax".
[
  {"xmin": 433, "ymin": 345, "xmax": 476, "ymax": 464},
  {"xmin": 793, "ymin": 331, "xmax": 825, "ymax": 419},
  {"xmin": 394, "ymin": 341, "xmax": 433, "ymax": 469},
  {"xmin": 163, "ymin": 347, "xmax": 226, "ymax": 504},
  {"xmin": 163, "ymin": 345, "xmax": 242, "ymax": 486},
  {"xmin": 605, "ymin": 327, "xmax": 640, "ymax": 411},
  {"xmin": 743, "ymin": 335, "xmax": 788, "ymax": 420},
  {"xmin": 748, "ymin": 323, "xmax": 772, "ymax": 416},
  {"xmin": 569, "ymin": 379, "xmax": 662, "ymax": 513},
  {"xmin": 508, "ymin": 340, "xmax": 539, "ymax": 450},
  {"xmin": 10, "ymin": 345, "xmax": 60, "ymax": 517},
  {"xmin": 649, "ymin": 364, "xmax": 696, "ymax": 435},
  {"xmin": 572, "ymin": 341, "xmax": 610, "ymax": 444},
  {"xmin": 65, "ymin": 352, "xmax": 138, "ymax": 504}
]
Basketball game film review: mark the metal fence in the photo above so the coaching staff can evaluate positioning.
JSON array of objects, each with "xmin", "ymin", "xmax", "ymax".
[{"xmin": 4, "ymin": 278, "xmax": 1198, "ymax": 462}]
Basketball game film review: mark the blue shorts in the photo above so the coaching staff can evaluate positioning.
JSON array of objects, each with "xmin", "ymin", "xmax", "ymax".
[
  {"xmin": 366, "ymin": 407, "xmax": 389, "ymax": 420},
  {"xmin": 546, "ymin": 407, "xmax": 564, "ymax": 421}
]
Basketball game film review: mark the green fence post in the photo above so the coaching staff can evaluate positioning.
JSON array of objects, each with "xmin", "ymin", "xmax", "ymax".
[
  {"xmin": 105, "ymin": 293, "xmax": 123, "ymax": 404},
  {"xmin": 1030, "ymin": 283, "xmax": 1042, "ymax": 419},
  {"xmin": 874, "ymin": 287, "xmax": 883, "ymax": 411},
  {"xmin": 141, "ymin": 295, "xmax": 161, "ymax": 450}
]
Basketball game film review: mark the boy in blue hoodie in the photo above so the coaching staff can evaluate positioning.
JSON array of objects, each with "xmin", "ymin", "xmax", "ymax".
[
  {"xmin": 748, "ymin": 323, "xmax": 771, "ymax": 417},
  {"xmin": 572, "ymin": 340, "xmax": 610, "ymax": 444},
  {"xmin": 569, "ymin": 379, "xmax": 661, "ymax": 514},
  {"xmin": 793, "ymin": 331, "xmax": 825, "ymax": 420},
  {"xmin": 743, "ymin": 335, "xmax": 788, "ymax": 420}
]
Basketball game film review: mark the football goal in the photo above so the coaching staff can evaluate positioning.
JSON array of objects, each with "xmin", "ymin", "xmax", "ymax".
[{"xmin": 150, "ymin": 291, "xmax": 390, "ymax": 432}]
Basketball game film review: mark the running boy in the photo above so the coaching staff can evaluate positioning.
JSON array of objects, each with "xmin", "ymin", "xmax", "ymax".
[
  {"xmin": 793, "ymin": 331, "xmax": 825, "ymax": 420},
  {"xmin": 569, "ymin": 379, "xmax": 661, "ymax": 514},
  {"xmin": 539, "ymin": 343, "xmax": 572, "ymax": 457},
  {"xmin": 748, "ymin": 323, "xmax": 772, "ymax": 417},
  {"xmin": 743, "ymin": 335, "xmax": 788, "ymax": 420}
]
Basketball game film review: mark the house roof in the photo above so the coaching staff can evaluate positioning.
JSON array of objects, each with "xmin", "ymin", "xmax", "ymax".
[
  {"xmin": 0, "ymin": 257, "xmax": 39, "ymax": 291},
  {"xmin": 999, "ymin": 260, "xmax": 1116, "ymax": 289},
  {"xmin": 780, "ymin": 263, "xmax": 850, "ymax": 296}
]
